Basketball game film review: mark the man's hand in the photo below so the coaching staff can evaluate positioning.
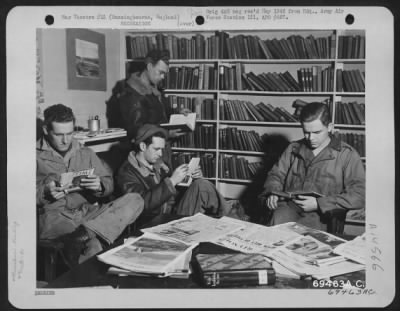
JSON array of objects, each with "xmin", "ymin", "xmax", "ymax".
[
  {"xmin": 169, "ymin": 129, "xmax": 186, "ymax": 138},
  {"xmin": 169, "ymin": 164, "xmax": 189, "ymax": 186},
  {"xmin": 191, "ymin": 166, "xmax": 203, "ymax": 179},
  {"xmin": 292, "ymin": 195, "xmax": 318, "ymax": 212},
  {"xmin": 80, "ymin": 174, "xmax": 102, "ymax": 192},
  {"xmin": 266, "ymin": 194, "xmax": 279, "ymax": 210},
  {"xmin": 179, "ymin": 108, "xmax": 192, "ymax": 116},
  {"xmin": 45, "ymin": 181, "xmax": 66, "ymax": 201}
]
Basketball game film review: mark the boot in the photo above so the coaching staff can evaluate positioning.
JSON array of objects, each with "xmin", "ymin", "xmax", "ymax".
[{"xmin": 58, "ymin": 225, "xmax": 91, "ymax": 268}]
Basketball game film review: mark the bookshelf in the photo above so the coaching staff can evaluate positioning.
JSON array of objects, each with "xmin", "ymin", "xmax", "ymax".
[{"xmin": 122, "ymin": 29, "xmax": 366, "ymax": 226}]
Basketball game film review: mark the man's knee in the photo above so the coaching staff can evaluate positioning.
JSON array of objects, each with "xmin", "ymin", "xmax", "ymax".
[
  {"xmin": 190, "ymin": 179, "xmax": 214, "ymax": 191},
  {"xmin": 111, "ymin": 193, "xmax": 144, "ymax": 223}
]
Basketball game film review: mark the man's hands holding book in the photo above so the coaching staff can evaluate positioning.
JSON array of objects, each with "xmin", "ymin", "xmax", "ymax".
[
  {"xmin": 79, "ymin": 174, "xmax": 102, "ymax": 192},
  {"xmin": 266, "ymin": 191, "xmax": 319, "ymax": 212}
]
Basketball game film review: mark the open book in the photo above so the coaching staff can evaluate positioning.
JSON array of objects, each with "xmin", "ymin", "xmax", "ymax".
[
  {"xmin": 59, "ymin": 168, "xmax": 94, "ymax": 194},
  {"xmin": 160, "ymin": 113, "xmax": 197, "ymax": 132},
  {"xmin": 271, "ymin": 190, "xmax": 323, "ymax": 199},
  {"xmin": 178, "ymin": 157, "xmax": 200, "ymax": 187}
]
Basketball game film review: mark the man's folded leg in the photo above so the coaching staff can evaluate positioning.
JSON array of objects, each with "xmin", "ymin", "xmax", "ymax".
[{"xmin": 175, "ymin": 179, "xmax": 228, "ymax": 216}]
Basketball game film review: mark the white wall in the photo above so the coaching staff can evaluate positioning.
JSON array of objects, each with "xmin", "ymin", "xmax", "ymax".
[{"xmin": 39, "ymin": 28, "xmax": 121, "ymax": 128}]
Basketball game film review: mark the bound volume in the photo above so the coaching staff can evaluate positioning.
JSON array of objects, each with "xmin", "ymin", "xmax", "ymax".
[
  {"xmin": 271, "ymin": 190, "xmax": 323, "ymax": 199},
  {"xmin": 160, "ymin": 113, "xmax": 196, "ymax": 132},
  {"xmin": 193, "ymin": 253, "xmax": 276, "ymax": 287}
]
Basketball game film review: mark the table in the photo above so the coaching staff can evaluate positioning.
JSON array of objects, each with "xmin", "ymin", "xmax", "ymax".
[
  {"xmin": 73, "ymin": 128, "xmax": 127, "ymax": 153},
  {"xmin": 45, "ymin": 214, "xmax": 365, "ymax": 289}
]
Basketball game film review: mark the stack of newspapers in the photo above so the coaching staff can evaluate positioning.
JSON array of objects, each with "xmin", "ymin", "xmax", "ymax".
[
  {"xmin": 97, "ymin": 213, "xmax": 366, "ymax": 280},
  {"xmin": 97, "ymin": 214, "xmax": 245, "ymax": 278}
]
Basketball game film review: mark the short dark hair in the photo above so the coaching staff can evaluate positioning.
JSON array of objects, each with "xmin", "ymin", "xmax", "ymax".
[
  {"xmin": 144, "ymin": 49, "xmax": 170, "ymax": 66},
  {"xmin": 299, "ymin": 102, "xmax": 331, "ymax": 126},
  {"xmin": 132, "ymin": 130, "xmax": 167, "ymax": 153},
  {"xmin": 43, "ymin": 104, "xmax": 75, "ymax": 130}
]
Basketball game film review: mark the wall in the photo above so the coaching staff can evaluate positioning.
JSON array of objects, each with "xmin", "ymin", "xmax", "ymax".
[{"xmin": 39, "ymin": 28, "xmax": 121, "ymax": 128}]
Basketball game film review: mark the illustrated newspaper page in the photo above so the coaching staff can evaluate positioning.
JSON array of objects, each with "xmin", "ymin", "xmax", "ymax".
[{"xmin": 7, "ymin": 5, "xmax": 395, "ymax": 309}]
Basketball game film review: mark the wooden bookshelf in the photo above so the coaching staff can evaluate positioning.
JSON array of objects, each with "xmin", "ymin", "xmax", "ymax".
[{"xmin": 122, "ymin": 29, "xmax": 366, "ymax": 205}]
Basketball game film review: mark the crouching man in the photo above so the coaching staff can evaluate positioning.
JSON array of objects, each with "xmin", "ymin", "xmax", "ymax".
[
  {"xmin": 37, "ymin": 104, "xmax": 144, "ymax": 267},
  {"xmin": 116, "ymin": 124, "xmax": 230, "ymax": 218}
]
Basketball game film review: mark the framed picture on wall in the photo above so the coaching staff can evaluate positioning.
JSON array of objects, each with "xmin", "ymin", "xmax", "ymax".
[{"xmin": 66, "ymin": 28, "xmax": 107, "ymax": 91}]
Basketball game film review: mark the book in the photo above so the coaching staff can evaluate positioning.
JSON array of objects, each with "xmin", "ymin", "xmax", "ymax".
[
  {"xmin": 193, "ymin": 252, "xmax": 276, "ymax": 287},
  {"xmin": 271, "ymin": 190, "xmax": 324, "ymax": 199},
  {"xmin": 160, "ymin": 113, "xmax": 197, "ymax": 132},
  {"xmin": 59, "ymin": 168, "xmax": 95, "ymax": 194},
  {"xmin": 178, "ymin": 157, "xmax": 200, "ymax": 186}
]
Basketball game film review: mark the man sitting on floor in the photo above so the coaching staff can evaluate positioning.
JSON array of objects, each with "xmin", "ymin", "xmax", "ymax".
[
  {"xmin": 258, "ymin": 102, "xmax": 365, "ymax": 231},
  {"xmin": 116, "ymin": 124, "xmax": 233, "ymax": 218},
  {"xmin": 37, "ymin": 104, "xmax": 144, "ymax": 267}
]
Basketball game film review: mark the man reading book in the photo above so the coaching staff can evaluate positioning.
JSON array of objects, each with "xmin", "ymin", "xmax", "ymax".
[
  {"xmin": 37, "ymin": 104, "xmax": 144, "ymax": 267},
  {"xmin": 259, "ymin": 102, "xmax": 365, "ymax": 231},
  {"xmin": 116, "ymin": 124, "xmax": 232, "ymax": 218}
]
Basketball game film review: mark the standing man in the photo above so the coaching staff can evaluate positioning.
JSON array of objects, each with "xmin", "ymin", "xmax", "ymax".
[
  {"xmin": 116, "ymin": 124, "xmax": 231, "ymax": 218},
  {"xmin": 259, "ymin": 102, "xmax": 365, "ymax": 231},
  {"xmin": 107, "ymin": 49, "xmax": 183, "ymax": 167},
  {"xmin": 37, "ymin": 104, "xmax": 144, "ymax": 267}
]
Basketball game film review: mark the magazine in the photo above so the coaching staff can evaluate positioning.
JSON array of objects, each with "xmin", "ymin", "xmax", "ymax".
[
  {"xmin": 178, "ymin": 157, "xmax": 200, "ymax": 187},
  {"xmin": 333, "ymin": 233, "xmax": 366, "ymax": 264},
  {"xmin": 59, "ymin": 168, "xmax": 95, "ymax": 194}
]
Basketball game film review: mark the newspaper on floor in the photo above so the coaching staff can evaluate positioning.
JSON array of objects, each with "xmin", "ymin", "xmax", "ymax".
[
  {"xmin": 141, "ymin": 213, "xmax": 244, "ymax": 245},
  {"xmin": 269, "ymin": 235, "xmax": 365, "ymax": 279},
  {"xmin": 97, "ymin": 232, "xmax": 197, "ymax": 276},
  {"xmin": 273, "ymin": 222, "xmax": 347, "ymax": 248},
  {"xmin": 214, "ymin": 216, "xmax": 301, "ymax": 257},
  {"xmin": 333, "ymin": 233, "xmax": 366, "ymax": 264}
]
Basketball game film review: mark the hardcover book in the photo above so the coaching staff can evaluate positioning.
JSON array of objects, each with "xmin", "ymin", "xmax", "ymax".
[
  {"xmin": 160, "ymin": 113, "xmax": 196, "ymax": 132},
  {"xmin": 193, "ymin": 253, "xmax": 276, "ymax": 287},
  {"xmin": 271, "ymin": 190, "xmax": 324, "ymax": 199}
]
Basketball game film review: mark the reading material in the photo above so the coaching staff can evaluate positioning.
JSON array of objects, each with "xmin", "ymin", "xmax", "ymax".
[
  {"xmin": 141, "ymin": 213, "xmax": 245, "ymax": 245},
  {"xmin": 160, "ymin": 113, "xmax": 197, "ymax": 132},
  {"xmin": 193, "ymin": 253, "xmax": 276, "ymax": 287},
  {"xmin": 97, "ymin": 232, "xmax": 196, "ymax": 276},
  {"xmin": 178, "ymin": 157, "xmax": 200, "ymax": 186},
  {"xmin": 59, "ymin": 168, "xmax": 94, "ymax": 194},
  {"xmin": 271, "ymin": 190, "xmax": 324, "ymax": 199}
]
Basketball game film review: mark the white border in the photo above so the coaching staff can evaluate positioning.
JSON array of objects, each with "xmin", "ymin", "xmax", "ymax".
[{"xmin": 7, "ymin": 6, "xmax": 395, "ymax": 308}]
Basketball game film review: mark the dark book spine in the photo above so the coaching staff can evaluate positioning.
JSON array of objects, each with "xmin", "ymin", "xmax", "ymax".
[{"xmin": 201, "ymin": 269, "xmax": 276, "ymax": 287}]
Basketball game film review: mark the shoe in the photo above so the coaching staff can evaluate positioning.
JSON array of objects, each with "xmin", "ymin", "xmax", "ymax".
[{"xmin": 58, "ymin": 225, "xmax": 91, "ymax": 268}]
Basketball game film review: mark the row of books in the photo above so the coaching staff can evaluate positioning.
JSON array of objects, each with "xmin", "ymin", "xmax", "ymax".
[
  {"xmin": 171, "ymin": 152, "xmax": 216, "ymax": 178},
  {"xmin": 166, "ymin": 95, "xmax": 217, "ymax": 120},
  {"xmin": 219, "ymin": 127, "xmax": 264, "ymax": 152},
  {"xmin": 219, "ymin": 154, "xmax": 263, "ymax": 180},
  {"xmin": 336, "ymin": 132, "xmax": 365, "ymax": 157},
  {"xmin": 219, "ymin": 99, "xmax": 298, "ymax": 123},
  {"xmin": 297, "ymin": 66, "xmax": 334, "ymax": 92},
  {"xmin": 337, "ymin": 35, "xmax": 366, "ymax": 59},
  {"xmin": 126, "ymin": 32, "xmax": 338, "ymax": 60},
  {"xmin": 334, "ymin": 101, "xmax": 365, "ymax": 125},
  {"xmin": 172, "ymin": 125, "xmax": 216, "ymax": 149},
  {"xmin": 164, "ymin": 65, "xmax": 218, "ymax": 90},
  {"xmin": 336, "ymin": 69, "xmax": 365, "ymax": 92},
  {"xmin": 219, "ymin": 65, "xmax": 335, "ymax": 93},
  {"xmin": 163, "ymin": 64, "xmax": 363, "ymax": 93}
]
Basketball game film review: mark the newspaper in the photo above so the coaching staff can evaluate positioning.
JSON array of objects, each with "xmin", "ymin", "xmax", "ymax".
[
  {"xmin": 215, "ymin": 216, "xmax": 300, "ymax": 256},
  {"xmin": 97, "ymin": 232, "xmax": 197, "ymax": 276},
  {"xmin": 141, "ymin": 213, "xmax": 244, "ymax": 245},
  {"xmin": 273, "ymin": 222, "xmax": 347, "ymax": 248},
  {"xmin": 333, "ymin": 233, "xmax": 367, "ymax": 264},
  {"xmin": 269, "ymin": 235, "xmax": 364, "ymax": 279}
]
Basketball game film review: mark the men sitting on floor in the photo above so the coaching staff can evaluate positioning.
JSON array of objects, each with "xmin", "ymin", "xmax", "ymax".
[
  {"xmin": 37, "ymin": 104, "xmax": 144, "ymax": 267},
  {"xmin": 258, "ymin": 102, "xmax": 365, "ymax": 231},
  {"xmin": 116, "ymin": 124, "xmax": 232, "ymax": 218}
]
